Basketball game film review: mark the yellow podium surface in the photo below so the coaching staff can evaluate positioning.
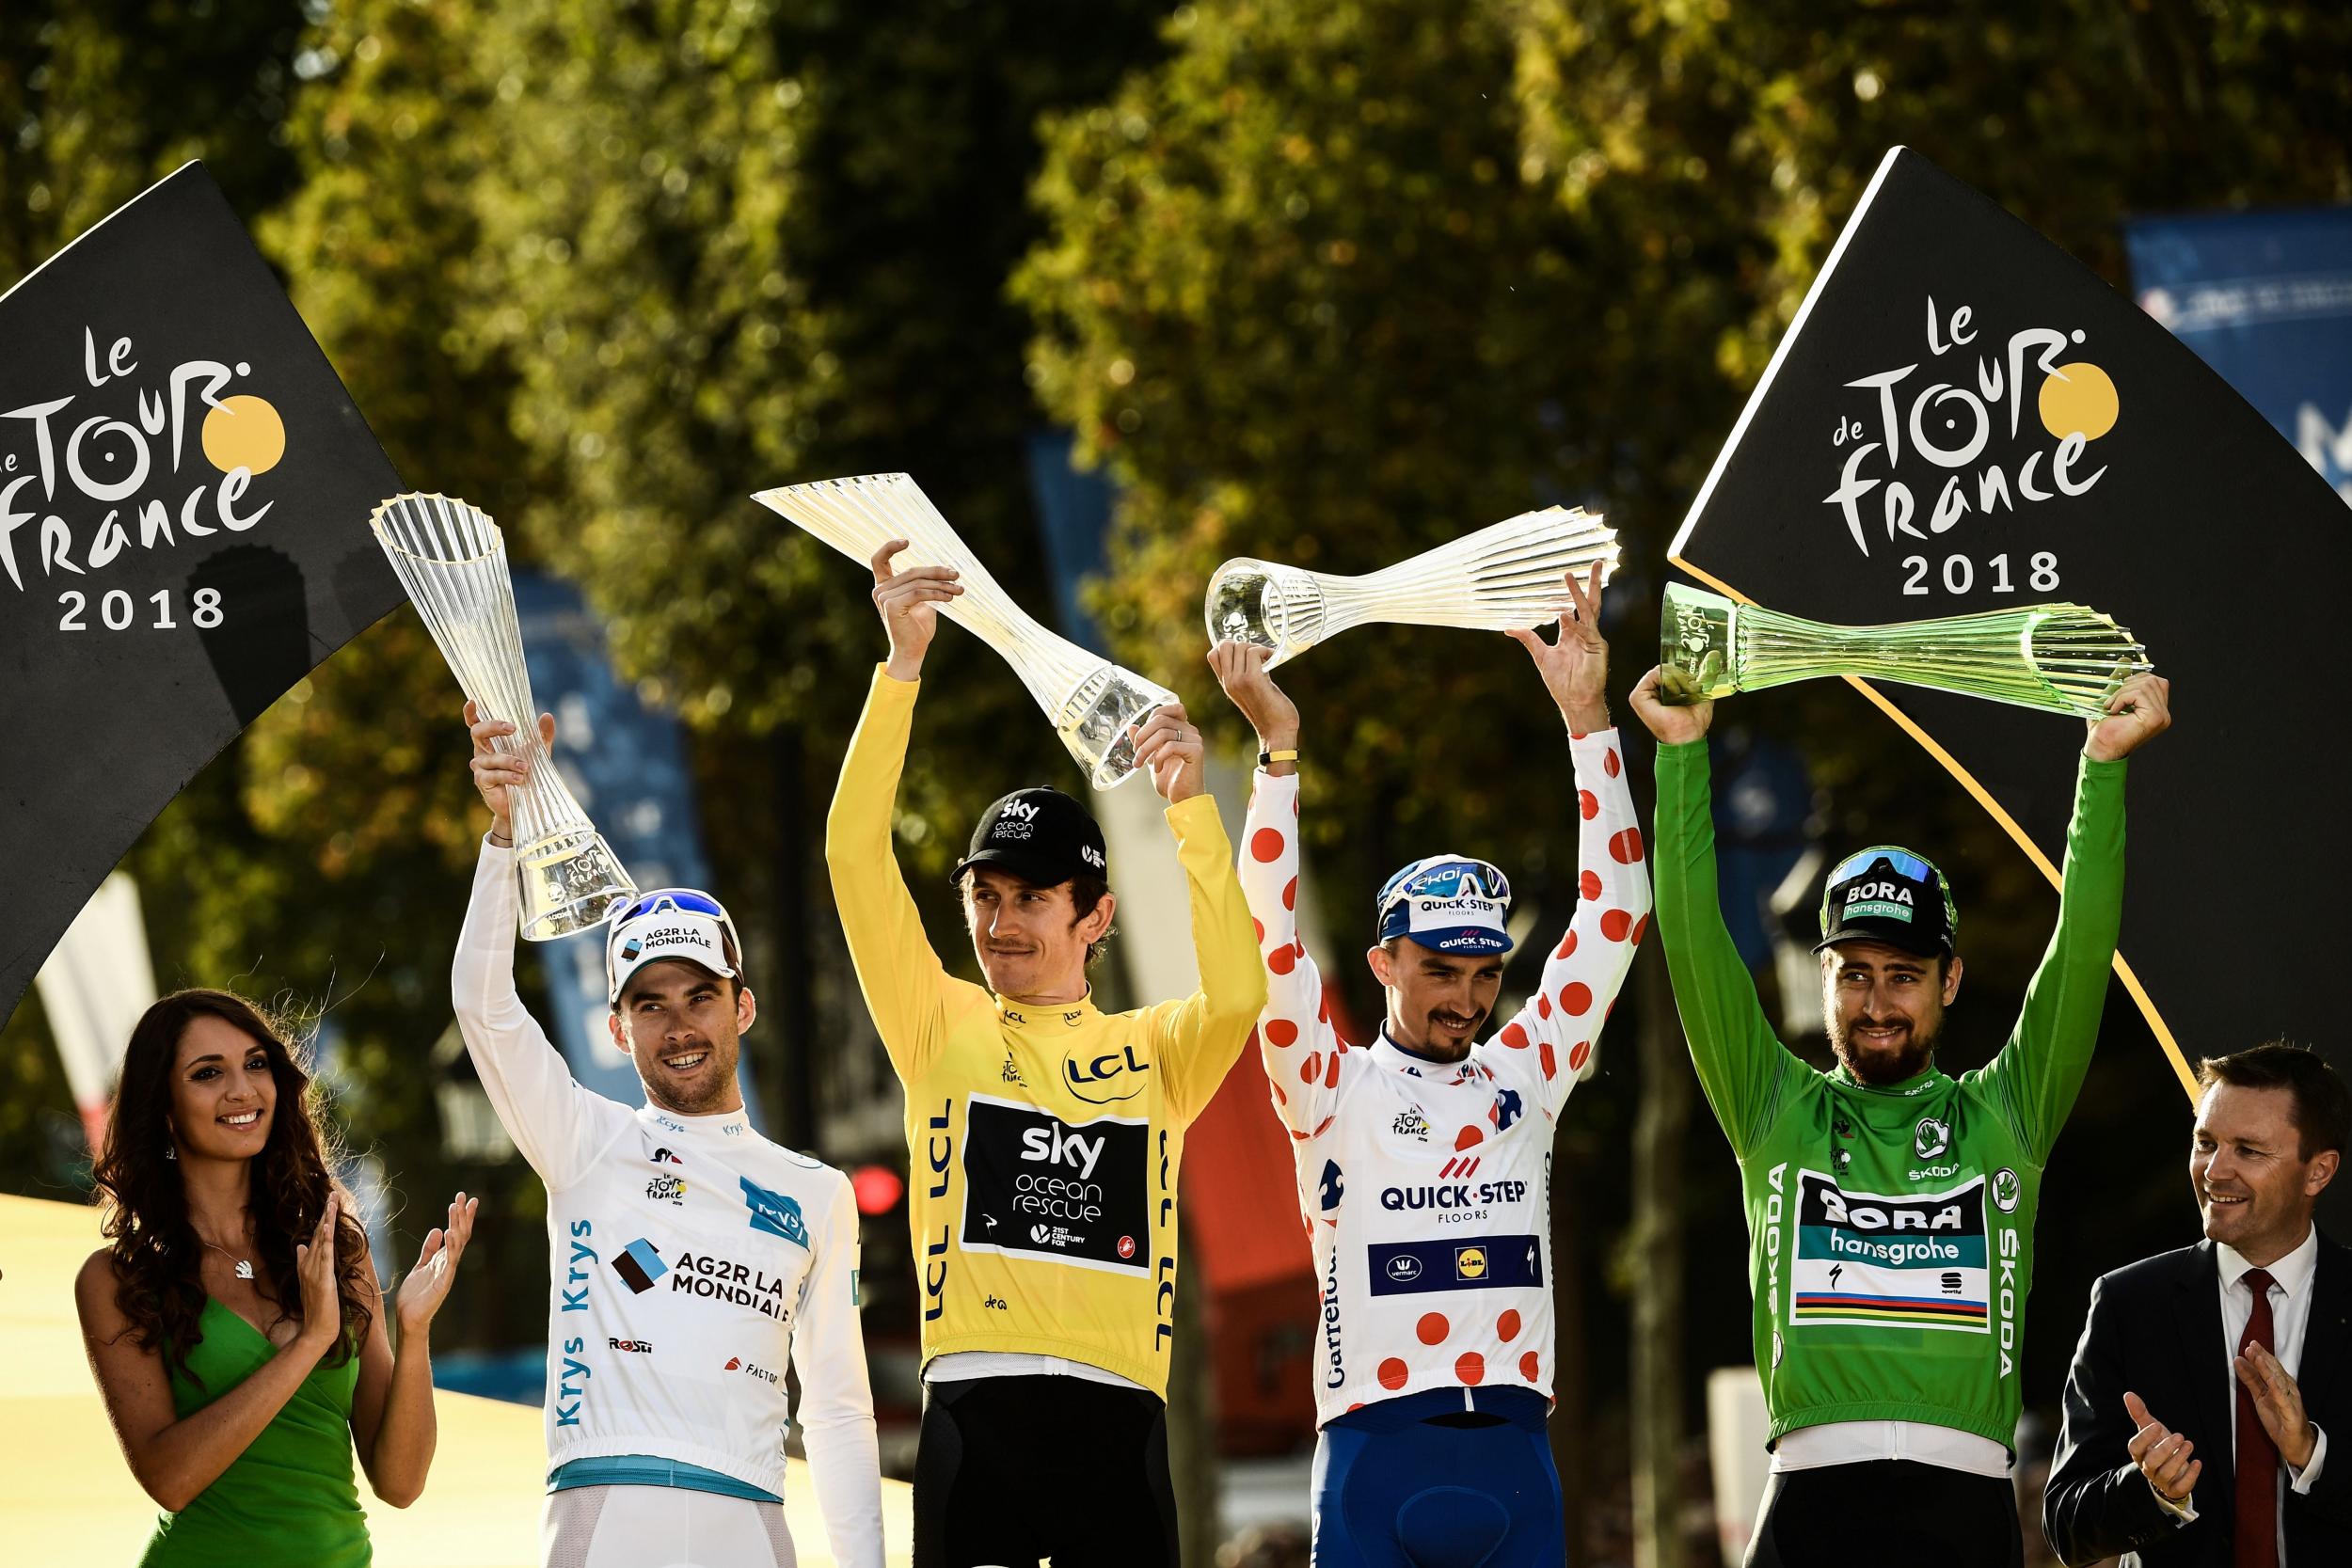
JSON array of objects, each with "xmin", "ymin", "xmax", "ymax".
[{"xmin": 0, "ymin": 1194, "xmax": 913, "ymax": 1566}]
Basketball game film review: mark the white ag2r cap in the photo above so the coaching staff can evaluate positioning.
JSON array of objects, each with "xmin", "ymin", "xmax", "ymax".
[{"xmin": 605, "ymin": 887, "xmax": 742, "ymax": 1004}]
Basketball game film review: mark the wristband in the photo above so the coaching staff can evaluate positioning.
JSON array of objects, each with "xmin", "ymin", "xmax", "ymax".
[
  {"xmin": 487, "ymin": 829, "xmax": 514, "ymax": 848},
  {"xmin": 1260, "ymin": 748, "xmax": 1298, "ymax": 768}
]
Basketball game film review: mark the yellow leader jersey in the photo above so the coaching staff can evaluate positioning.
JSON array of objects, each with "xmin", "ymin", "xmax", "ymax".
[{"xmin": 825, "ymin": 668, "xmax": 1266, "ymax": 1395}]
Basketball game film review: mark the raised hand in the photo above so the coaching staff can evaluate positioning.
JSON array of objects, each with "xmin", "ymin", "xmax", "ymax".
[
  {"xmin": 393, "ymin": 1192, "xmax": 480, "ymax": 1336},
  {"xmin": 2085, "ymin": 673, "xmax": 2171, "ymax": 763},
  {"xmin": 2122, "ymin": 1389, "xmax": 2201, "ymax": 1504},
  {"xmin": 1629, "ymin": 665, "xmax": 1713, "ymax": 747},
  {"xmin": 1206, "ymin": 641, "xmax": 1299, "ymax": 761},
  {"xmin": 294, "ymin": 1193, "xmax": 344, "ymax": 1354},
  {"xmin": 2235, "ymin": 1341, "xmax": 2319, "ymax": 1469},
  {"xmin": 1505, "ymin": 562, "xmax": 1610, "ymax": 733},
  {"xmin": 1129, "ymin": 702, "xmax": 1206, "ymax": 805},
  {"xmin": 869, "ymin": 537, "xmax": 963, "ymax": 681},
  {"xmin": 466, "ymin": 701, "xmax": 555, "ymax": 842}
]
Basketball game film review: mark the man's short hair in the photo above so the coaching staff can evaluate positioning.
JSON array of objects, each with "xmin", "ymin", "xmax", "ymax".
[{"xmin": 2197, "ymin": 1041, "xmax": 2351, "ymax": 1159}]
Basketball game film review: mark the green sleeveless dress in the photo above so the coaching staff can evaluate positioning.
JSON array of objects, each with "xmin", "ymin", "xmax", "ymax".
[{"xmin": 139, "ymin": 1297, "xmax": 371, "ymax": 1567}]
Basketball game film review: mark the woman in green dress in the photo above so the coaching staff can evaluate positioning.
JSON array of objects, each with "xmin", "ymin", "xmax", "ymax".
[{"xmin": 74, "ymin": 989, "xmax": 479, "ymax": 1565}]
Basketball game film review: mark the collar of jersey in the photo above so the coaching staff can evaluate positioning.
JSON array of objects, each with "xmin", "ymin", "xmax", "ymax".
[
  {"xmin": 993, "ymin": 990, "xmax": 1100, "ymax": 1028},
  {"xmin": 636, "ymin": 1101, "xmax": 755, "ymax": 1135},
  {"xmin": 1829, "ymin": 1061, "xmax": 1951, "ymax": 1099},
  {"xmin": 1372, "ymin": 1026, "xmax": 1479, "ymax": 1083}
]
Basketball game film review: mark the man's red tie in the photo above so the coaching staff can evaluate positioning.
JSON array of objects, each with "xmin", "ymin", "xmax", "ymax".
[{"xmin": 2234, "ymin": 1265, "xmax": 2280, "ymax": 1568}]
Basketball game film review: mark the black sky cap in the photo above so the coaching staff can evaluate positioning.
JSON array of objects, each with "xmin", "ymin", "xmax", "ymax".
[{"xmin": 952, "ymin": 787, "xmax": 1109, "ymax": 889}]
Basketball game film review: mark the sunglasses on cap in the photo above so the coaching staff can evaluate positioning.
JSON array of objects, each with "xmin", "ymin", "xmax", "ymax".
[
  {"xmin": 608, "ymin": 887, "xmax": 743, "ymax": 962},
  {"xmin": 1827, "ymin": 847, "xmax": 1942, "ymax": 887},
  {"xmin": 1376, "ymin": 858, "xmax": 1513, "ymax": 917}
]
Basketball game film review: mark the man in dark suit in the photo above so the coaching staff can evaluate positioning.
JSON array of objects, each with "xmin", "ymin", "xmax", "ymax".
[{"xmin": 2046, "ymin": 1042, "xmax": 2352, "ymax": 1566}]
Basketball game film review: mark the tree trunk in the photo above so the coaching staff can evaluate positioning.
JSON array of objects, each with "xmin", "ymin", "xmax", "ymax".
[{"xmin": 1630, "ymin": 939, "xmax": 1690, "ymax": 1568}]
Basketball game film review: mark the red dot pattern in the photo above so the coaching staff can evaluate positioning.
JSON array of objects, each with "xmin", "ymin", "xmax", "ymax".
[
  {"xmin": 1580, "ymin": 869, "xmax": 1603, "ymax": 900},
  {"xmin": 1610, "ymin": 827, "xmax": 1645, "ymax": 864},
  {"xmin": 1520, "ymin": 1352, "xmax": 1541, "ymax": 1381},
  {"xmin": 1535, "ymin": 993, "xmax": 1552, "ymax": 1020},
  {"xmin": 1326, "ymin": 1053, "xmax": 1343, "ymax": 1088},
  {"xmin": 1555, "ymin": 928, "xmax": 1578, "ymax": 959},
  {"xmin": 1498, "ymin": 1310, "xmax": 1522, "ymax": 1342},
  {"xmin": 1417, "ymin": 1313, "xmax": 1450, "ymax": 1345},
  {"xmin": 1454, "ymin": 1125, "xmax": 1484, "ymax": 1150},
  {"xmin": 1540, "ymin": 1040, "xmax": 1557, "ymax": 1080},
  {"xmin": 1579, "ymin": 789, "xmax": 1599, "ymax": 820},
  {"xmin": 1282, "ymin": 877, "xmax": 1298, "ymax": 911},
  {"xmin": 1251, "ymin": 828, "xmax": 1285, "ymax": 863},
  {"xmin": 1562, "ymin": 982, "xmax": 1593, "ymax": 1016},
  {"xmin": 1599, "ymin": 910, "xmax": 1631, "ymax": 942},
  {"xmin": 1630, "ymin": 914, "xmax": 1649, "ymax": 946},
  {"xmin": 1378, "ymin": 1358, "xmax": 1409, "ymax": 1390},
  {"xmin": 1500, "ymin": 1022, "xmax": 1530, "ymax": 1050},
  {"xmin": 1456, "ymin": 1353, "xmax": 1486, "ymax": 1386},
  {"xmin": 1252, "ymin": 918, "xmax": 1264, "ymax": 942},
  {"xmin": 1603, "ymin": 748, "xmax": 1621, "ymax": 778},
  {"xmin": 1300, "ymin": 1052, "xmax": 1323, "ymax": 1084},
  {"xmin": 1265, "ymin": 1019, "xmax": 1298, "ymax": 1047},
  {"xmin": 1269, "ymin": 945, "xmax": 1296, "ymax": 975},
  {"xmin": 1568, "ymin": 1039, "xmax": 1592, "ymax": 1073}
]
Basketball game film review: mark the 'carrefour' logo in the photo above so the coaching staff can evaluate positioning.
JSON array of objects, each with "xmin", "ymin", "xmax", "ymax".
[
  {"xmin": 1318, "ymin": 1160, "xmax": 1343, "ymax": 1212},
  {"xmin": 1492, "ymin": 1088, "xmax": 1525, "ymax": 1133},
  {"xmin": 740, "ymin": 1177, "xmax": 809, "ymax": 1247}
]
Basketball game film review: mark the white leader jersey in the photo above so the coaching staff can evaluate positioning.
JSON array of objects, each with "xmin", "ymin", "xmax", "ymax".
[
  {"xmin": 1238, "ymin": 732, "xmax": 1651, "ymax": 1427},
  {"xmin": 453, "ymin": 845, "xmax": 882, "ymax": 1568}
]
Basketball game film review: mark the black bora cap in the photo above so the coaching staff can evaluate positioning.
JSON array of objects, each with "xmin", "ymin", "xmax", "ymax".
[
  {"xmin": 952, "ymin": 787, "xmax": 1108, "ymax": 889},
  {"xmin": 1813, "ymin": 845, "xmax": 1958, "ymax": 959}
]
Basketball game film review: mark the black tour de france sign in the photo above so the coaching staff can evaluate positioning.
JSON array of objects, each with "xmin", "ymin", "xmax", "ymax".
[
  {"xmin": 1671, "ymin": 147, "xmax": 2352, "ymax": 1107},
  {"xmin": 1, "ymin": 162, "xmax": 405, "ymax": 1025}
]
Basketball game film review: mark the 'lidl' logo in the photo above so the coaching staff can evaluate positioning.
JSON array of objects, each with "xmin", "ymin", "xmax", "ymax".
[
  {"xmin": 740, "ymin": 1177, "xmax": 808, "ymax": 1247},
  {"xmin": 1455, "ymin": 1245, "xmax": 1488, "ymax": 1281}
]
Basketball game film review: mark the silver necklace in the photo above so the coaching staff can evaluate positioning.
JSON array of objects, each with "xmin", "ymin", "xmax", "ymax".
[{"xmin": 195, "ymin": 1233, "xmax": 254, "ymax": 1280}]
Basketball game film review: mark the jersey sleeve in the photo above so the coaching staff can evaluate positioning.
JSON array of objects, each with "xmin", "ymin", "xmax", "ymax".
[
  {"xmin": 823, "ymin": 666, "xmax": 955, "ymax": 1085},
  {"xmin": 1651, "ymin": 738, "xmax": 1791, "ymax": 1159},
  {"xmin": 792, "ymin": 1173, "xmax": 883, "ymax": 1568},
  {"xmin": 1973, "ymin": 754, "xmax": 2127, "ymax": 1163},
  {"xmin": 1143, "ymin": 791, "xmax": 1272, "ymax": 1123},
  {"xmin": 1486, "ymin": 729, "xmax": 1652, "ymax": 1119},
  {"xmin": 1235, "ymin": 769, "xmax": 1355, "ymax": 1137},
  {"xmin": 450, "ymin": 840, "xmax": 631, "ymax": 1193}
]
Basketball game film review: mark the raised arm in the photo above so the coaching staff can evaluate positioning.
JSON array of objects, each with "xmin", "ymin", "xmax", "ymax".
[
  {"xmin": 821, "ymin": 540, "xmax": 966, "ymax": 1083},
  {"xmin": 454, "ymin": 705, "xmax": 629, "ymax": 1191},
  {"xmin": 1629, "ymin": 667, "xmax": 1788, "ymax": 1158},
  {"xmin": 793, "ymin": 1175, "xmax": 884, "ymax": 1568},
  {"xmin": 1977, "ymin": 673, "xmax": 2168, "ymax": 1160},
  {"xmin": 1130, "ymin": 698, "xmax": 1270, "ymax": 1120},
  {"xmin": 1209, "ymin": 642, "xmax": 1346, "ymax": 1135}
]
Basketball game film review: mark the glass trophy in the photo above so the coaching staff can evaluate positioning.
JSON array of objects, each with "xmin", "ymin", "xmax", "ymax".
[
  {"xmin": 1659, "ymin": 582, "xmax": 2153, "ymax": 718},
  {"xmin": 370, "ymin": 493, "xmax": 639, "ymax": 939},
  {"xmin": 1202, "ymin": 506, "xmax": 1621, "ymax": 670},
  {"xmin": 753, "ymin": 473, "xmax": 1176, "ymax": 789}
]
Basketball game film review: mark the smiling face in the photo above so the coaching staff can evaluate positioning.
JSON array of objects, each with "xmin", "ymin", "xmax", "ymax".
[
  {"xmin": 961, "ymin": 867, "xmax": 1111, "ymax": 1003},
  {"xmin": 1369, "ymin": 939, "xmax": 1505, "ymax": 1062},
  {"xmin": 167, "ymin": 1013, "xmax": 279, "ymax": 1161},
  {"xmin": 2192, "ymin": 1081, "xmax": 2336, "ymax": 1265},
  {"xmin": 1820, "ymin": 940, "xmax": 1962, "ymax": 1085},
  {"xmin": 611, "ymin": 961, "xmax": 754, "ymax": 1116}
]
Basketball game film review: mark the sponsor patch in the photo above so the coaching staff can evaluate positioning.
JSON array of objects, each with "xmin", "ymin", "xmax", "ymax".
[
  {"xmin": 958, "ymin": 1093, "xmax": 1150, "ymax": 1275},
  {"xmin": 1367, "ymin": 1233, "xmax": 1543, "ymax": 1297},
  {"xmin": 740, "ymin": 1177, "xmax": 809, "ymax": 1247},
  {"xmin": 1788, "ymin": 1169, "xmax": 1989, "ymax": 1333}
]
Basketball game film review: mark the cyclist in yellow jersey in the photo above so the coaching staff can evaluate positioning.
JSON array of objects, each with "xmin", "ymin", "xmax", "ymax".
[{"xmin": 825, "ymin": 540, "xmax": 1266, "ymax": 1568}]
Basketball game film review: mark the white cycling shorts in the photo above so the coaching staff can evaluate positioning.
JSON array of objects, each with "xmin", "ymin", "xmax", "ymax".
[{"xmin": 545, "ymin": 1483, "xmax": 798, "ymax": 1568}]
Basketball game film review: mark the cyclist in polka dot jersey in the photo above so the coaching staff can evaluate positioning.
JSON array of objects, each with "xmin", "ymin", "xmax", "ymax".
[{"xmin": 1208, "ymin": 564, "xmax": 1648, "ymax": 1567}]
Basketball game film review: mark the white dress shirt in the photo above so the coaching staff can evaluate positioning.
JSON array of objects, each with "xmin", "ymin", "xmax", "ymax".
[{"xmin": 2150, "ymin": 1224, "xmax": 2328, "ymax": 1562}]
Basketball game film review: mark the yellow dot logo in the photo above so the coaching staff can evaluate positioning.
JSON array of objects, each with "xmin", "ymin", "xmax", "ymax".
[
  {"xmin": 1455, "ymin": 1245, "xmax": 1487, "ymax": 1281},
  {"xmin": 200, "ymin": 395, "xmax": 287, "ymax": 475},
  {"xmin": 2037, "ymin": 362, "xmax": 2119, "ymax": 441}
]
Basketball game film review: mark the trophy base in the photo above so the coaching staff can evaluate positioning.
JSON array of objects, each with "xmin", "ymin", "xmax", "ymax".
[
  {"xmin": 1057, "ymin": 665, "xmax": 1179, "ymax": 790},
  {"xmin": 516, "ymin": 829, "xmax": 639, "ymax": 942}
]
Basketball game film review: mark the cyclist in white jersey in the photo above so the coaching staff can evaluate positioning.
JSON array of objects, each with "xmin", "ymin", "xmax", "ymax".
[
  {"xmin": 456, "ymin": 705, "xmax": 882, "ymax": 1568},
  {"xmin": 1207, "ymin": 566, "xmax": 1648, "ymax": 1566}
]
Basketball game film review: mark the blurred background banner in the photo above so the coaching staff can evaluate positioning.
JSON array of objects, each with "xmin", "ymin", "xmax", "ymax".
[
  {"xmin": 506, "ymin": 570, "xmax": 753, "ymax": 1124},
  {"xmin": 0, "ymin": 160, "xmax": 403, "ymax": 1026},
  {"xmin": 1668, "ymin": 146, "xmax": 2352, "ymax": 1099},
  {"xmin": 32, "ymin": 873, "xmax": 157, "ymax": 1154},
  {"xmin": 2126, "ymin": 205, "xmax": 2352, "ymax": 506}
]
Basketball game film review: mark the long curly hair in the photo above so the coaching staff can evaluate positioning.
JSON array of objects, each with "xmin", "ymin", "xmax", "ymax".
[{"xmin": 89, "ymin": 989, "xmax": 373, "ymax": 1388}]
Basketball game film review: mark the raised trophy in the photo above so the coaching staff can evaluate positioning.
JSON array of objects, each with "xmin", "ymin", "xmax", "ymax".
[
  {"xmin": 754, "ymin": 472, "xmax": 1176, "ymax": 790},
  {"xmin": 1202, "ymin": 506, "xmax": 1622, "ymax": 670},
  {"xmin": 1658, "ymin": 582, "xmax": 2153, "ymax": 718},
  {"xmin": 370, "ymin": 493, "xmax": 638, "ymax": 939}
]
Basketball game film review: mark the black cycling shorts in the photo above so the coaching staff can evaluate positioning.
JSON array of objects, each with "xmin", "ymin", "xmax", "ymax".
[{"xmin": 1745, "ymin": 1459, "xmax": 2022, "ymax": 1568}]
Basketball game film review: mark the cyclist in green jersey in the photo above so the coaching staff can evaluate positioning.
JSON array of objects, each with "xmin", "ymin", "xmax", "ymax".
[{"xmin": 1630, "ymin": 664, "xmax": 2170, "ymax": 1568}]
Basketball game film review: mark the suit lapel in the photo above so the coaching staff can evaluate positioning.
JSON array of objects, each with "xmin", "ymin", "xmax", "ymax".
[
  {"xmin": 2174, "ymin": 1240, "xmax": 2235, "ymax": 1501},
  {"xmin": 2299, "ymin": 1232, "xmax": 2348, "ymax": 1415}
]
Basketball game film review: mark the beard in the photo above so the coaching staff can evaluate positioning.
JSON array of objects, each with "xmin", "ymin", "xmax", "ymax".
[{"xmin": 1825, "ymin": 1012, "xmax": 1942, "ymax": 1085}]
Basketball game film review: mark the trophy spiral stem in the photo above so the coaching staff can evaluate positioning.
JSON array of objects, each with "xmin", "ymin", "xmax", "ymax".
[
  {"xmin": 370, "ymin": 493, "xmax": 637, "ymax": 937},
  {"xmin": 755, "ymin": 473, "xmax": 1173, "ymax": 787},
  {"xmin": 1203, "ymin": 506, "xmax": 1621, "ymax": 670},
  {"xmin": 1661, "ymin": 582, "xmax": 2153, "ymax": 718}
]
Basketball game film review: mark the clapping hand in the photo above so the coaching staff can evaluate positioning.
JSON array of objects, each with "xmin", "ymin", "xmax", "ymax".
[
  {"xmin": 394, "ymin": 1192, "xmax": 480, "ymax": 1337},
  {"xmin": 2122, "ymin": 1390, "xmax": 2201, "ymax": 1504}
]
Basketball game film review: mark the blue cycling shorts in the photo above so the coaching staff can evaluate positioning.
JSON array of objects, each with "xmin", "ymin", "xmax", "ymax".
[{"xmin": 1311, "ymin": 1387, "xmax": 1565, "ymax": 1568}]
